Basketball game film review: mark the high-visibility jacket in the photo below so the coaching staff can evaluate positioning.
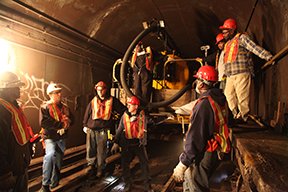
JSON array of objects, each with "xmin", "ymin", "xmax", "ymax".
[
  {"xmin": 0, "ymin": 98, "xmax": 31, "ymax": 145},
  {"xmin": 123, "ymin": 110, "xmax": 145, "ymax": 139},
  {"xmin": 204, "ymin": 96, "xmax": 230, "ymax": 153},
  {"xmin": 91, "ymin": 96, "xmax": 113, "ymax": 120},
  {"xmin": 224, "ymin": 33, "xmax": 241, "ymax": 63},
  {"xmin": 131, "ymin": 46, "xmax": 153, "ymax": 72}
]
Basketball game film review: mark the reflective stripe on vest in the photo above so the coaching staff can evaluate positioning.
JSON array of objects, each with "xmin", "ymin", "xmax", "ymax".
[
  {"xmin": 0, "ymin": 98, "xmax": 30, "ymax": 145},
  {"xmin": 224, "ymin": 33, "xmax": 241, "ymax": 63},
  {"xmin": 48, "ymin": 103, "xmax": 62, "ymax": 121},
  {"xmin": 206, "ymin": 96, "xmax": 230, "ymax": 153},
  {"xmin": 123, "ymin": 110, "xmax": 145, "ymax": 139},
  {"xmin": 91, "ymin": 97, "xmax": 113, "ymax": 120}
]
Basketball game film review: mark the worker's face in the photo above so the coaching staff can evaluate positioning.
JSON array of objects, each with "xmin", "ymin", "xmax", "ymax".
[
  {"xmin": 217, "ymin": 41, "xmax": 225, "ymax": 50},
  {"xmin": 96, "ymin": 87, "xmax": 107, "ymax": 99},
  {"xmin": 3, "ymin": 87, "xmax": 21, "ymax": 101},
  {"xmin": 195, "ymin": 79, "xmax": 204, "ymax": 94},
  {"xmin": 222, "ymin": 29, "xmax": 234, "ymax": 40},
  {"xmin": 127, "ymin": 103, "xmax": 138, "ymax": 114},
  {"xmin": 49, "ymin": 90, "xmax": 62, "ymax": 103}
]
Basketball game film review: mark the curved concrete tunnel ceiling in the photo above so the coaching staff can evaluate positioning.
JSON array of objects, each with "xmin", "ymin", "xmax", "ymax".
[{"xmin": 12, "ymin": 0, "xmax": 288, "ymax": 60}]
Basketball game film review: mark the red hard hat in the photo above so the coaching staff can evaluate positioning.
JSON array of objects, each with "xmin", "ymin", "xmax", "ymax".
[
  {"xmin": 215, "ymin": 33, "xmax": 224, "ymax": 45},
  {"xmin": 219, "ymin": 18, "xmax": 237, "ymax": 30},
  {"xmin": 127, "ymin": 96, "xmax": 140, "ymax": 105},
  {"xmin": 95, "ymin": 81, "xmax": 107, "ymax": 89},
  {"xmin": 193, "ymin": 66, "xmax": 218, "ymax": 82}
]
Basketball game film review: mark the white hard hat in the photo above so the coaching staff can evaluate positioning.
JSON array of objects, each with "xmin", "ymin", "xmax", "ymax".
[
  {"xmin": 46, "ymin": 83, "xmax": 62, "ymax": 95},
  {"xmin": 0, "ymin": 71, "xmax": 25, "ymax": 89}
]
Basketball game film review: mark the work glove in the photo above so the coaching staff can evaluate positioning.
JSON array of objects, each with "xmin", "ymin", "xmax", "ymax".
[
  {"xmin": 83, "ymin": 127, "xmax": 88, "ymax": 134},
  {"xmin": 0, "ymin": 172, "xmax": 16, "ymax": 190},
  {"xmin": 57, "ymin": 128, "xmax": 66, "ymax": 136},
  {"xmin": 173, "ymin": 161, "xmax": 187, "ymax": 182},
  {"xmin": 111, "ymin": 143, "xmax": 119, "ymax": 154}
]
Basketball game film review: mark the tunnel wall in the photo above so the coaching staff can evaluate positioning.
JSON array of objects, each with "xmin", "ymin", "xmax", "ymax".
[{"xmin": 247, "ymin": 0, "xmax": 288, "ymax": 124}]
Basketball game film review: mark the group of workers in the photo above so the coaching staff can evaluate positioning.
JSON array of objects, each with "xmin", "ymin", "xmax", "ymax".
[
  {"xmin": 0, "ymin": 17, "xmax": 273, "ymax": 192},
  {"xmin": 172, "ymin": 18, "xmax": 273, "ymax": 191},
  {"xmin": 0, "ymin": 72, "xmax": 153, "ymax": 192}
]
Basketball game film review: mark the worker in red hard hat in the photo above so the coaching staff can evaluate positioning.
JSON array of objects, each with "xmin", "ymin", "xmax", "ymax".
[
  {"xmin": 195, "ymin": 33, "xmax": 226, "ymax": 90},
  {"xmin": 0, "ymin": 71, "xmax": 39, "ymax": 191},
  {"xmin": 173, "ymin": 66, "xmax": 231, "ymax": 191},
  {"xmin": 219, "ymin": 18, "xmax": 273, "ymax": 122},
  {"xmin": 83, "ymin": 80, "xmax": 126, "ymax": 178},
  {"xmin": 111, "ymin": 96, "xmax": 153, "ymax": 192}
]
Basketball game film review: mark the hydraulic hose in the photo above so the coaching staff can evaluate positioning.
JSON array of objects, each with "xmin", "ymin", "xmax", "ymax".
[{"xmin": 120, "ymin": 24, "xmax": 192, "ymax": 109}]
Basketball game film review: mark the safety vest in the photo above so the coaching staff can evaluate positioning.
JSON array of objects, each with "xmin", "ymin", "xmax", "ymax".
[
  {"xmin": 131, "ymin": 46, "xmax": 153, "ymax": 71},
  {"xmin": 191, "ymin": 96, "xmax": 230, "ymax": 153},
  {"xmin": 224, "ymin": 33, "xmax": 241, "ymax": 63},
  {"xmin": 0, "ymin": 98, "xmax": 30, "ymax": 145},
  {"xmin": 47, "ymin": 101, "xmax": 69, "ymax": 122},
  {"xmin": 205, "ymin": 96, "xmax": 230, "ymax": 153},
  {"xmin": 123, "ymin": 110, "xmax": 145, "ymax": 139},
  {"xmin": 91, "ymin": 96, "xmax": 113, "ymax": 120}
]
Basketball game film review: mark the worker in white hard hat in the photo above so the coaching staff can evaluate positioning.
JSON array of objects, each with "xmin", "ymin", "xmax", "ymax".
[
  {"xmin": 39, "ymin": 82, "xmax": 72, "ymax": 192},
  {"xmin": 0, "ymin": 71, "xmax": 39, "ymax": 192}
]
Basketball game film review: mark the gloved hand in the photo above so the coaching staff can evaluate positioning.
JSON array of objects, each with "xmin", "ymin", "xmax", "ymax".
[
  {"xmin": 57, "ymin": 128, "xmax": 66, "ymax": 136},
  {"xmin": 0, "ymin": 172, "xmax": 16, "ymax": 190},
  {"xmin": 111, "ymin": 143, "xmax": 119, "ymax": 154},
  {"xmin": 173, "ymin": 161, "xmax": 187, "ymax": 182},
  {"xmin": 83, "ymin": 127, "xmax": 88, "ymax": 134}
]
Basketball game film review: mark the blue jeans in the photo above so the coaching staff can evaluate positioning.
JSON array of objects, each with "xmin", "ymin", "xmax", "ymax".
[
  {"xmin": 86, "ymin": 129, "xmax": 108, "ymax": 171},
  {"xmin": 42, "ymin": 139, "xmax": 65, "ymax": 187}
]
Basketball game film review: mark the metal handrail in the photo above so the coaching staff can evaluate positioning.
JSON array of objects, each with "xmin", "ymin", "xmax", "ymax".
[{"xmin": 261, "ymin": 44, "xmax": 288, "ymax": 70}]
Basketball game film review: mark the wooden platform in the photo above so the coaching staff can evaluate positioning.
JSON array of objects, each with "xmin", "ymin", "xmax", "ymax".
[{"xmin": 233, "ymin": 128, "xmax": 288, "ymax": 191}]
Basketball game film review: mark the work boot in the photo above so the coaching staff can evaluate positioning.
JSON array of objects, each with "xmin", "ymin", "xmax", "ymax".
[
  {"xmin": 85, "ymin": 165, "xmax": 96, "ymax": 176},
  {"xmin": 96, "ymin": 169, "xmax": 103, "ymax": 178},
  {"xmin": 39, "ymin": 185, "xmax": 50, "ymax": 192}
]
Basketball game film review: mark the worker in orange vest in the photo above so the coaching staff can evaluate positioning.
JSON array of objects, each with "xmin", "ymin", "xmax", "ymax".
[
  {"xmin": 219, "ymin": 18, "xmax": 273, "ymax": 121},
  {"xmin": 83, "ymin": 81, "xmax": 126, "ymax": 178},
  {"xmin": 39, "ymin": 82, "xmax": 72, "ymax": 192},
  {"xmin": 173, "ymin": 66, "xmax": 231, "ymax": 191},
  {"xmin": 0, "ymin": 71, "xmax": 39, "ymax": 192},
  {"xmin": 111, "ymin": 96, "xmax": 153, "ymax": 192}
]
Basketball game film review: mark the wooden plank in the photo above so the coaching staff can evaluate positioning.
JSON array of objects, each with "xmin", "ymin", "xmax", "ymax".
[{"xmin": 234, "ymin": 131, "xmax": 288, "ymax": 191}]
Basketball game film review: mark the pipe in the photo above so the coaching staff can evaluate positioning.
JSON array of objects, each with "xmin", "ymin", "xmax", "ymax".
[
  {"xmin": 245, "ymin": 0, "xmax": 259, "ymax": 32},
  {"xmin": 120, "ymin": 24, "xmax": 192, "ymax": 109}
]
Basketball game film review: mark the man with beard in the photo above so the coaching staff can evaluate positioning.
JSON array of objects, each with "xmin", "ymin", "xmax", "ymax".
[
  {"xmin": 219, "ymin": 18, "xmax": 273, "ymax": 122},
  {"xmin": 83, "ymin": 81, "xmax": 126, "ymax": 178}
]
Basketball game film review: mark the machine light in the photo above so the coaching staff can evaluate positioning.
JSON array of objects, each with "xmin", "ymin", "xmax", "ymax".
[{"xmin": 142, "ymin": 21, "xmax": 149, "ymax": 29}]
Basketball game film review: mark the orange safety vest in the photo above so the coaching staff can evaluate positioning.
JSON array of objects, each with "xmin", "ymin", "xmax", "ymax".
[
  {"xmin": 224, "ymin": 33, "xmax": 241, "ymax": 63},
  {"xmin": 91, "ymin": 97, "xmax": 113, "ymax": 120},
  {"xmin": 131, "ymin": 46, "xmax": 153, "ymax": 71},
  {"xmin": 47, "ymin": 102, "xmax": 69, "ymax": 121},
  {"xmin": 205, "ymin": 96, "xmax": 230, "ymax": 153},
  {"xmin": 123, "ymin": 110, "xmax": 145, "ymax": 139},
  {"xmin": 0, "ymin": 98, "xmax": 31, "ymax": 145}
]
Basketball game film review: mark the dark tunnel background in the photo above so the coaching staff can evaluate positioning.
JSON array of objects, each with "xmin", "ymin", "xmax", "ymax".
[{"xmin": 0, "ymin": 0, "xmax": 287, "ymax": 156}]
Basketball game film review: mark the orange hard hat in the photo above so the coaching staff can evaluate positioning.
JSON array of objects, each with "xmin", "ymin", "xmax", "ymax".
[
  {"xmin": 219, "ymin": 18, "xmax": 237, "ymax": 30},
  {"xmin": 193, "ymin": 66, "xmax": 218, "ymax": 82},
  {"xmin": 127, "ymin": 96, "xmax": 140, "ymax": 105},
  {"xmin": 215, "ymin": 33, "xmax": 224, "ymax": 45},
  {"xmin": 95, "ymin": 81, "xmax": 107, "ymax": 90}
]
